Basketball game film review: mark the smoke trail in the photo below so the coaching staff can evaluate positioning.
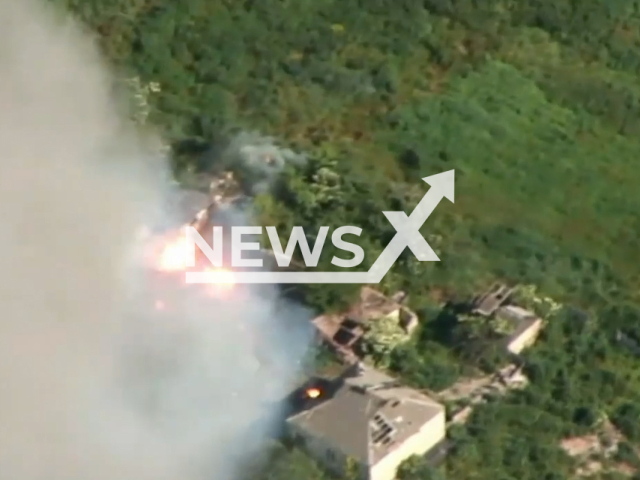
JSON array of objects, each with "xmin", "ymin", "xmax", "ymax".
[{"xmin": 0, "ymin": 2, "xmax": 312, "ymax": 480}]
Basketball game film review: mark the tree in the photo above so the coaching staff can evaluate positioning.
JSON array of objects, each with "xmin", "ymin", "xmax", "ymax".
[{"xmin": 397, "ymin": 456, "xmax": 444, "ymax": 480}]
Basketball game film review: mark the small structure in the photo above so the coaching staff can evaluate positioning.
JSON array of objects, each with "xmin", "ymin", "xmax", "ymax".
[
  {"xmin": 312, "ymin": 288, "xmax": 419, "ymax": 363},
  {"xmin": 354, "ymin": 288, "xmax": 419, "ymax": 334},
  {"xmin": 495, "ymin": 305, "xmax": 543, "ymax": 355},
  {"xmin": 286, "ymin": 364, "xmax": 446, "ymax": 480},
  {"xmin": 467, "ymin": 283, "xmax": 545, "ymax": 356},
  {"xmin": 471, "ymin": 283, "xmax": 515, "ymax": 317}
]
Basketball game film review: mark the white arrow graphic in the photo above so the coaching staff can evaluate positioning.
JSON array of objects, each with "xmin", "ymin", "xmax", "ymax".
[
  {"xmin": 365, "ymin": 169, "xmax": 454, "ymax": 282},
  {"xmin": 185, "ymin": 170, "xmax": 454, "ymax": 284}
]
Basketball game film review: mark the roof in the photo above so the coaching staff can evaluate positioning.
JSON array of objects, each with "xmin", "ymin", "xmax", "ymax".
[
  {"xmin": 312, "ymin": 313, "xmax": 347, "ymax": 340},
  {"xmin": 496, "ymin": 305, "xmax": 542, "ymax": 340},
  {"xmin": 498, "ymin": 305, "xmax": 537, "ymax": 322},
  {"xmin": 287, "ymin": 365, "xmax": 444, "ymax": 466}
]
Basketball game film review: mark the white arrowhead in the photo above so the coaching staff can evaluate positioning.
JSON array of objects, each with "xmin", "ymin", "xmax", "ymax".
[{"xmin": 422, "ymin": 170, "xmax": 455, "ymax": 202}]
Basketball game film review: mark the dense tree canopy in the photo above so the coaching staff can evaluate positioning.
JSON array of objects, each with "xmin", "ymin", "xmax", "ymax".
[{"xmin": 58, "ymin": 0, "xmax": 640, "ymax": 478}]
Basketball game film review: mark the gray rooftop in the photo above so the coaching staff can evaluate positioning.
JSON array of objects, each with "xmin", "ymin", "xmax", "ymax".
[
  {"xmin": 497, "ymin": 305, "xmax": 542, "ymax": 346},
  {"xmin": 287, "ymin": 365, "xmax": 444, "ymax": 466}
]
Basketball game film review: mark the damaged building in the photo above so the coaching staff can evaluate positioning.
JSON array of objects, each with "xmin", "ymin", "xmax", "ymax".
[
  {"xmin": 286, "ymin": 364, "xmax": 446, "ymax": 480},
  {"xmin": 470, "ymin": 283, "xmax": 544, "ymax": 355},
  {"xmin": 312, "ymin": 287, "xmax": 419, "ymax": 363}
]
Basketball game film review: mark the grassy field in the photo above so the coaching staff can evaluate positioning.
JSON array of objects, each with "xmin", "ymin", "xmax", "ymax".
[{"xmin": 60, "ymin": 1, "xmax": 640, "ymax": 479}]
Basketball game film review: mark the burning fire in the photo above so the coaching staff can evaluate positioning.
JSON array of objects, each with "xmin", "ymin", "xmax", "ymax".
[
  {"xmin": 202, "ymin": 266, "xmax": 236, "ymax": 295},
  {"xmin": 306, "ymin": 387, "xmax": 321, "ymax": 399},
  {"xmin": 146, "ymin": 228, "xmax": 237, "ymax": 294},
  {"xmin": 204, "ymin": 267, "xmax": 235, "ymax": 284},
  {"xmin": 158, "ymin": 238, "xmax": 188, "ymax": 271},
  {"xmin": 152, "ymin": 228, "xmax": 189, "ymax": 272}
]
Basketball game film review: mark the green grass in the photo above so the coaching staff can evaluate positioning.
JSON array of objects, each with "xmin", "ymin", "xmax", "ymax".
[{"xmin": 60, "ymin": 1, "xmax": 640, "ymax": 478}]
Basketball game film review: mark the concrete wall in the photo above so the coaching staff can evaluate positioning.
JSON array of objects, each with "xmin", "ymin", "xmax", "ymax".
[
  {"xmin": 287, "ymin": 409, "xmax": 446, "ymax": 480},
  {"xmin": 369, "ymin": 410, "xmax": 446, "ymax": 480},
  {"xmin": 507, "ymin": 319, "xmax": 543, "ymax": 354}
]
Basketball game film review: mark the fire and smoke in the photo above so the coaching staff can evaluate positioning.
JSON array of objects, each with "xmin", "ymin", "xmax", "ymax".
[
  {"xmin": 0, "ymin": 2, "xmax": 312, "ymax": 480},
  {"xmin": 144, "ymin": 227, "xmax": 236, "ymax": 298},
  {"xmin": 305, "ymin": 387, "xmax": 321, "ymax": 399}
]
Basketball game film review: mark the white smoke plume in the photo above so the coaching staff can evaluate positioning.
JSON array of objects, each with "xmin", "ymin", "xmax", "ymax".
[
  {"xmin": 0, "ymin": 2, "xmax": 312, "ymax": 480},
  {"xmin": 216, "ymin": 131, "xmax": 307, "ymax": 194}
]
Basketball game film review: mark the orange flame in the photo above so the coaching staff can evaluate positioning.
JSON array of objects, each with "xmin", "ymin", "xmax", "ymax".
[
  {"xmin": 306, "ymin": 387, "xmax": 321, "ymax": 399},
  {"xmin": 146, "ymin": 229, "xmax": 237, "ymax": 294},
  {"xmin": 202, "ymin": 266, "xmax": 236, "ymax": 295},
  {"xmin": 156, "ymin": 232, "xmax": 188, "ymax": 272}
]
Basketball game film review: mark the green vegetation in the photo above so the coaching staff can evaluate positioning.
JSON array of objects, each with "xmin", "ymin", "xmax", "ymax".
[{"xmin": 59, "ymin": 0, "xmax": 640, "ymax": 479}]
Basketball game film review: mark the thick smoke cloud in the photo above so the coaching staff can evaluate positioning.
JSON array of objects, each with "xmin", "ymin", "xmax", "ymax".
[{"xmin": 0, "ymin": 2, "xmax": 312, "ymax": 480}]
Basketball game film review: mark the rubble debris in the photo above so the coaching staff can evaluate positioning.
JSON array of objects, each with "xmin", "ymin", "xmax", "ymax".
[
  {"xmin": 471, "ymin": 283, "xmax": 515, "ymax": 317},
  {"xmin": 441, "ymin": 363, "xmax": 529, "ymax": 425},
  {"xmin": 466, "ymin": 283, "xmax": 545, "ymax": 356},
  {"xmin": 312, "ymin": 287, "xmax": 419, "ymax": 364}
]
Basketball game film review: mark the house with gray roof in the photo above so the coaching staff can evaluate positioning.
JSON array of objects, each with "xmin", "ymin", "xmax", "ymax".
[{"xmin": 286, "ymin": 364, "xmax": 446, "ymax": 480}]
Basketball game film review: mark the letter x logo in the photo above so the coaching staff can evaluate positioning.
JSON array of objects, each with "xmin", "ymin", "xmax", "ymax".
[{"xmin": 366, "ymin": 170, "xmax": 454, "ymax": 282}]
